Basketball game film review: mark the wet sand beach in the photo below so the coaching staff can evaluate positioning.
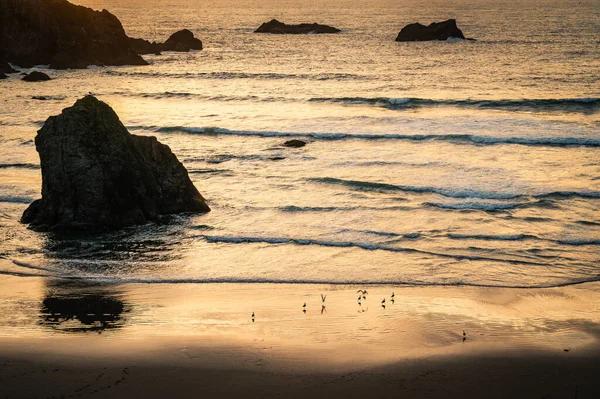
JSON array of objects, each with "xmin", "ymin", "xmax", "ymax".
[{"xmin": 1, "ymin": 273, "xmax": 599, "ymax": 398}]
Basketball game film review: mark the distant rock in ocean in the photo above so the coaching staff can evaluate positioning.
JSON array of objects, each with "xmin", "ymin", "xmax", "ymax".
[
  {"xmin": 164, "ymin": 29, "xmax": 203, "ymax": 51},
  {"xmin": 284, "ymin": 140, "xmax": 307, "ymax": 148},
  {"xmin": 254, "ymin": 19, "xmax": 341, "ymax": 34},
  {"xmin": 396, "ymin": 19, "xmax": 466, "ymax": 42},
  {"xmin": 0, "ymin": 0, "xmax": 147, "ymax": 69},
  {"xmin": 128, "ymin": 29, "xmax": 203, "ymax": 55},
  {"xmin": 22, "ymin": 71, "xmax": 52, "ymax": 82},
  {"xmin": 21, "ymin": 96, "xmax": 210, "ymax": 232}
]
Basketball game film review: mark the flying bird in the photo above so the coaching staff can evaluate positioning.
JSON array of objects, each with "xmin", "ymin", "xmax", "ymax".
[
  {"xmin": 381, "ymin": 298, "xmax": 386, "ymax": 304},
  {"xmin": 391, "ymin": 292, "xmax": 395, "ymax": 299},
  {"xmin": 321, "ymin": 294, "xmax": 327, "ymax": 303}
]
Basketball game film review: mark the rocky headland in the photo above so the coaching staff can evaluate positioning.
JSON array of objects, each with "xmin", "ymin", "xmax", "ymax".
[
  {"xmin": 21, "ymin": 96, "xmax": 210, "ymax": 232},
  {"xmin": 0, "ymin": 0, "xmax": 148, "ymax": 69}
]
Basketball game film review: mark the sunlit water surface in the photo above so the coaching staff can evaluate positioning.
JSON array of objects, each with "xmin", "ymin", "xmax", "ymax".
[{"xmin": 0, "ymin": 0, "xmax": 599, "ymax": 302}]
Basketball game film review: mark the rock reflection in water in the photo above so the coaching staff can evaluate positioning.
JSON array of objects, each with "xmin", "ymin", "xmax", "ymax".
[{"xmin": 39, "ymin": 280, "xmax": 130, "ymax": 333}]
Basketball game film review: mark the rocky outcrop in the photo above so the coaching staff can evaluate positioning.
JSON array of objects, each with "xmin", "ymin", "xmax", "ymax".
[
  {"xmin": 165, "ymin": 29, "xmax": 203, "ymax": 50},
  {"xmin": 0, "ymin": 72, "xmax": 6, "ymax": 79},
  {"xmin": 0, "ymin": 0, "xmax": 147, "ymax": 69},
  {"xmin": 22, "ymin": 71, "xmax": 52, "ymax": 82},
  {"xmin": 254, "ymin": 19, "xmax": 341, "ymax": 34},
  {"xmin": 396, "ymin": 19, "xmax": 466, "ymax": 42},
  {"xmin": 284, "ymin": 140, "xmax": 307, "ymax": 148},
  {"xmin": 128, "ymin": 29, "xmax": 203, "ymax": 55},
  {"xmin": 21, "ymin": 96, "xmax": 210, "ymax": 232}
]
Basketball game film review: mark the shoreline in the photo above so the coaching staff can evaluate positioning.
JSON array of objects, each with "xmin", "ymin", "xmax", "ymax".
[{"xmin": 2, "ymin": 275, "xmax": 600, "ymax": 397}]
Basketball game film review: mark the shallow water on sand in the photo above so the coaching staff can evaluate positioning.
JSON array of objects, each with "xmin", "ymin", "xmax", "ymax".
[{"xmin": 0, "ymin": 0, "xmax": 599, "ymax": 291}]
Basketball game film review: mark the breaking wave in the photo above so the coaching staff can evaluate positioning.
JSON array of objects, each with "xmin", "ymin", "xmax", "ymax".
[{"xmin": 130, "ymin": 125, "xmax": 600, "ymax": 148}]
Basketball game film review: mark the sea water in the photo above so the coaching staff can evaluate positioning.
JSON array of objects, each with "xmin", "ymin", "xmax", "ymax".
[{"xmin": 0, "ymin": 0, "xmax": 599, "ymax": 289}]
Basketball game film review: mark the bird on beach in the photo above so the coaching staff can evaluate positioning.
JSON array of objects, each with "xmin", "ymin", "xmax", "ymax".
[
  {"xmin": 391, "ymin": 292, "xmax": 395, "ymax": 299},
  {"xmin": 252, "ymin": 312, "xmax": 255, "ymax": 322},
  {"xmin": 303, "ymin": 302, "xmax": 306, "ymax": 313},
  {"xmin": 321, "ymin": 294, "xmax": 327, "ymax": 303},
  {"xmin": 381, "ymin": 298, "xmax": 386, "ymax": 304},
  {"xmin": 463, "ymin": 330, "xmax": 467, "ymax": 341},
  {"xmin": 357, "ymin": 289, "xmax": 368, "ymax": 299}
]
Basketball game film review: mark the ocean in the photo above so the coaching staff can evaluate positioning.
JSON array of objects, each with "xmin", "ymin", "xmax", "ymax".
[{"xmin": 1, "ymin": 0, "xmax": 599, "ymax": 290}]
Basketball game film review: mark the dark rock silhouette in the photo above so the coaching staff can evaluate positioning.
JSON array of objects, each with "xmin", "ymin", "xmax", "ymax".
[
  {"xmin": 284, "ymin": 139, "xmax": 307, "ymax": 148},
  {"xmin": 0, "ymin": 72, "xmax": 6, "ymax": 79},
  {"xmin": 128, "ymin": 29, "xmax": 203, "ymax": 55},
  {"xmin": 255, "ymin": 19, "xmax": 341, "ymax": 34},
  {"xmin": 22, "ymin": 95, "xmax": 210, "ymax": 232},
  {"xmin": 396, "ymin": 19, "xmax": 466, "ymax": 42},
  {"xmin": 165, "ymin": 29, "xmax": 203, "ymax": 50},
  {"xmin": 0, "ymin": 0, "xmax": 147, "ymax": 69},
  {"xmin": 22, "ymin": 71, "xmax": 52, "ymax": 82},
  {"xmin": 128, "ymin": 37, "xmax": 163, "ymax": 55}
]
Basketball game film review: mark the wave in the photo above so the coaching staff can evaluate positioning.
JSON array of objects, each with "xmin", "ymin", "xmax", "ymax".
[
  {"xmin": 309, "ymin": 97, "xmax": 600, "ymax": 114},
  {"xmin": 0, "ymin": 195, "xmax": 34, "ymax": 204},
  {"xmin": 105, "ymin": 70, "xmax": 365, "ymax": 81},
  {"xmin": 310, "ymin": 177, "xmax": 600, "ymax": 201},
  {"xmin": 556, "ymin": 239, "xmax": 600, "ymax": 246},
  {"xmin": 1, "ymin": 272, "xmax": 596, "ymax": 290},
  {"xmin": 447, "ymin": 233, "xmax": 536, "ymax": 241},
  {"xmin": 202, "ymin": 235, "xmax": 548, "ymax": 266},
  {"xmin": 133, "ymin": 125, "xmax": 600, "ymax": 148},
  {"xmin": 0, "ymin": 163, "xmax": 40, "ymax": 170}
]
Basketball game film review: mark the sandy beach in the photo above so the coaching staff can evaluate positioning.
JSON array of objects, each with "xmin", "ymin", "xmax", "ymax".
[{"xmin": 1, "ymin": 272, "xmax": 600, "ymax": 398}]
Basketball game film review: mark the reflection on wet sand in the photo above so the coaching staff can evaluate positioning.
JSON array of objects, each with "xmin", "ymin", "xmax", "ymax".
[{"xmin": 39, "ymin": 280, "xmax": 129, "ymax": 333}]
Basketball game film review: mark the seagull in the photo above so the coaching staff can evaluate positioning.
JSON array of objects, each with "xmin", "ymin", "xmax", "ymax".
[
  {"xmin": 321, "ymin": 304, "xmax": 326, "ymax": 314},
  {"xmin": 302, "ymin": 302, "xmax": 306, "ymax": 313},
  {"xmin": 391, "ymin": 292, "xmax": 395, "ymax": 299},
  {"xmin": 357, "ymin": 289, "xmax": 368, "ymax": 295},
  {"xmin": 321, "ymin": 294, "xmax": 327, "ymax": 303},
  {"xmin": 381, "ymin": 298, "xmax": 386, "ymax": 304},
  {"xmin": 358, "ymin": 300, "xmax": 362, "ymax": 306},
  {"xmin": 463, "ymin": 330, "xmax": 466, "ymax": 337},
  {"xmin": 252, "ymin": 312, "xmax": 255, "ymax": 318}
]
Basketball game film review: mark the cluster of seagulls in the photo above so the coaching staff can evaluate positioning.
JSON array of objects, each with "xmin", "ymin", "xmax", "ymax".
[{"xmin": 250, "ymin": 291, "xmax": 468, "ymax": 342}]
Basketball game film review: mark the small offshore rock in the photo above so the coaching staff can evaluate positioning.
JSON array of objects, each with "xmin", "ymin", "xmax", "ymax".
[
  {"xmin": 164, "ymin": 29, "xmax": 203, "ymax": 50},
  {"xmin": 255, "ymin": 19, "xmax": 340, "ymax": 34},
  {"xmin": 22, "ymin": 71, "xmax": 51, "ymax": 82},
  {"xmin": 129, "ymin": 29, "xmax": 203, "ymax": 54},
  {"xmin": 396, "ymin": 19, "xmax": 466, "ymax": 42},
  {"xmin": 284, "ymin": 139, "xmax": 307, "ymax": 148}
]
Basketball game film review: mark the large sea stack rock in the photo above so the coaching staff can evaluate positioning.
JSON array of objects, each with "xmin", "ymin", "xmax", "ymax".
[
  {"xmin": 396, "ymin": 19, "xmax": 466, "ymax": 42},
  {"xmin": 21, "ymin": 96, "xmax": 210, "ymax": 232},
  {"xmin": 254, "ymin": 19, "xmax": 341, "ymax": 34},
  {"xmin": 0, "ymin": 0, "xmax": 148, "ymax": 69}
]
